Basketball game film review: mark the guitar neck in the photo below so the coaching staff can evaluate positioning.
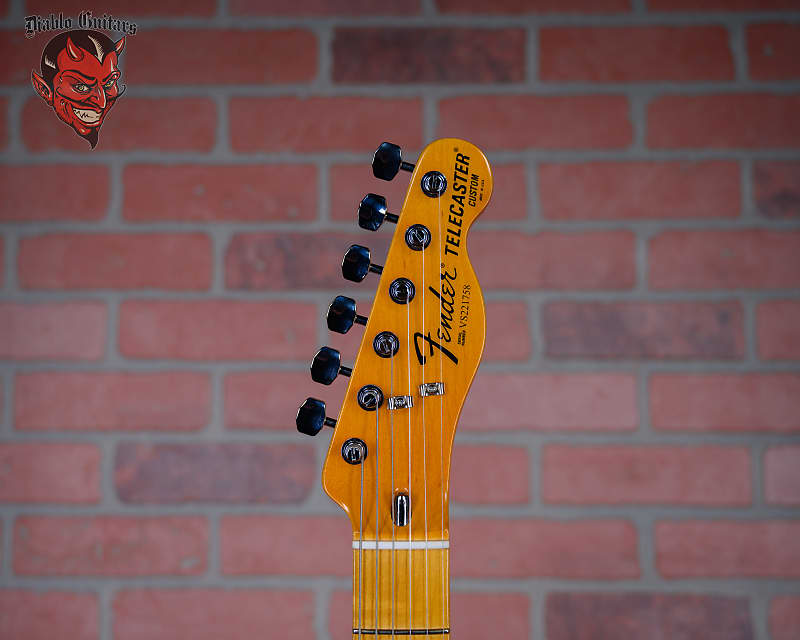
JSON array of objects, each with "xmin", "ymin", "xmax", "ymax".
[{"xmin": 351, "ymin": 542, "xmax": 450, "ymax": 637}]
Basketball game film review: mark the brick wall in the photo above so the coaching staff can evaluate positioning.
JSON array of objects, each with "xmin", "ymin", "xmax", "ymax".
[{"xmin": 1, "ymin": 0, "xmax": 799, "ymax": 639}]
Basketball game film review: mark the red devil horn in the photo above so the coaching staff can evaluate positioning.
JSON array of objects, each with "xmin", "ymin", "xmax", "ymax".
[
  {"xmin": 114, "ymin": 37, "xmax": 125, "ymax": 54},
  {"xmin": 65, "ymin": 36, "xmax": 83, "ymax": 61}
]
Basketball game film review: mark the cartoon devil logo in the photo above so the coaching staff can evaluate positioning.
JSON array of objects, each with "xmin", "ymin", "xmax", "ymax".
[{"xmin": 31, "ymin": 29, "xmax": 125, "ymax": 148}]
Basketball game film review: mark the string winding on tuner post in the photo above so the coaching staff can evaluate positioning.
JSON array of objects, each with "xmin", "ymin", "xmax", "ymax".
[{"xmin": 295, "ymin": 139, "xmax": 493, "ymax": 639}]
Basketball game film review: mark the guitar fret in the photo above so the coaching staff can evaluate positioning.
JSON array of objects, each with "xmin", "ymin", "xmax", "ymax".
[
  {"xmin": 353, "ymin": 540, "xmax": 449, "ymax": 550},
  {"xmin": 353, "ymin": 629, "xmax": 450, "ymax": 636}
]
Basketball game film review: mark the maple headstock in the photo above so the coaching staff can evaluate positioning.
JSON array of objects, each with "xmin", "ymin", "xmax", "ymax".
[{"xmin": 297, "ymin": 138, "xmax": 493, "ymax": 543}]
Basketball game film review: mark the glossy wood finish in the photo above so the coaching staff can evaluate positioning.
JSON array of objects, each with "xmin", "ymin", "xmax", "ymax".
[{"xmin": 320, "ymin": 138, "xmax": 492, "ymax": 636}]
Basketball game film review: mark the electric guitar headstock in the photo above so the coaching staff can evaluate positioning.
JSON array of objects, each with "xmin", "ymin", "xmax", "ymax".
[{"xmin": 296, "ymin": 138, "xmax": 492, "ymax": 637}]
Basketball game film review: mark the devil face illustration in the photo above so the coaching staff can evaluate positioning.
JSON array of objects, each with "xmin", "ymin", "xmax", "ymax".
[{"xmin": 31, "ymin": 30, "xmax": 125, "ymax": 148}]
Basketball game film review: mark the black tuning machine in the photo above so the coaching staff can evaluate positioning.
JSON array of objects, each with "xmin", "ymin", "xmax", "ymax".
[
  {"xmin": 372, "ymin": 141, "xmax": 415, "ymax": 181},
  {"xmin": 327, "ymin": 295, "xmax": 367, "ymax": 334},
  {"xmin": 311, "ymin": 346, "xmax": 352, "ymax": 385},
  {"xmin": 296, "ymin": 397, "xmax": 336, "ymax": 436},
  {"xmin": 358, "ymin": 193, "xmax": 399, "ymax": 232},
  {"xmin": 342, "ymin": 244, "xmax": 383, "ymax": 283}
]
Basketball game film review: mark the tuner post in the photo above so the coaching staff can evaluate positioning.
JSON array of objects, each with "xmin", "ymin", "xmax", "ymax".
[
  {"xmin": 342, "ymin": 244, "xmax": 383, "ymax": 283},
  {"xmin": 358, "ymin": 193, "xmax": 399, "ymax": 231},
  {"xmin": 296, "ymin": 397, "xmax": 336, "ymax": 436},
  {"xmin": 327, "ymin": 295, "xmax": 368, "ymax": 334},
  {"xmin": 372, "ymin": 142, "xmax": 415, "ymax": 181},
  {"xmin": 310, "ymin": 346, "xmax": 352, "ymax": 385}
]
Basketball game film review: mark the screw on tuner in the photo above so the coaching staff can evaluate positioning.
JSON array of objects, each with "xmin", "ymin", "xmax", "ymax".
[{"xmin": 295, "ymin": 140, "xmax": 420, "ymax": 440}]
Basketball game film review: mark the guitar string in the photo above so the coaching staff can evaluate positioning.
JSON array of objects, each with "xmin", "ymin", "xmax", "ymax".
[
  {"xmin": 375, "ymin": 391, "xmax": 380, "ymax": 634},
  {"xmin": 390, "ymin": 353, "xmax": 396, "ymax": 638},
  {"xmin": 420, "ymin": 215, "xmax": 430, "ymax": 637},
  {"xmin": 405, "ymin": 293, "xmax": 413, "ymax": 634},
  {"xmin": 437, "ymin": 182, "xmax": 446, "ymax": 633},
  {"xmin": 359, "ymin": 450, "xmax": 364, "ymax": 638}
]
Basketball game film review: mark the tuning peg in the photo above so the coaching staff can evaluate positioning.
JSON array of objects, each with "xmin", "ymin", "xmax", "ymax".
[
  {"xmin": 358, "ymin": 193, "xmax": 399, "ymax": 231},
  {"xmin": 372, "ymin": 142, "xmax": 415, "ymax": 181},
  {"xmin": 327, "ymin": 295, "xmax": 368, "ymax": 334},
  {"xmin": 311, "ymin": 346, "xmax": 352, "ymax": 385},
  {"xmin": 296, "ymin": 397, "xmax": 336, "ymax": 436},
  {"xmin": 342, "ymin": 244, "xmax": 383, "ymax": 283}
]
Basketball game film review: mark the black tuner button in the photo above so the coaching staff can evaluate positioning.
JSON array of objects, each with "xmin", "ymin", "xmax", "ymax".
[
  {"xmin": 342, "ymin": 244, "xmax": 383, "ymax": 283},
  {"xmin": 296, "ymin": 397, "xmax": 336, "ymax": 436},
  {"xmin": 372, "ymin": 142, "xmax": 415, "ymax": 181},
  {"xmin": 310, "ymin": 346, "xmax": 352, "ymax": 385},
  {"xmin": 358, "ymin": 193, "xmax": 399, "ymax": 231},
  {"xmin": 327, "ymin": 295, "xmax": 368, "ymax": 334}
]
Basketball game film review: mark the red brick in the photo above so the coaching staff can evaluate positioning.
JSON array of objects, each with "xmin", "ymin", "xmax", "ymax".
[
  {"xmin": 0, "ymin": 97, "xmax": 6, "ymax": 148},
  {"xmin": 328, "ymin": 590, "xmax": 530, "ymax": 640},
  {"xmin": 544, "ymin": 301, "xmax": 744, "ymax": 359},
  {"xmin": 225, "ymin": 232, "xmax": 389, "ymax": 290},
  {"xmin": 230, "ymin": 0, "xmax": 420, "ymax": 14},
  {"xmin": 230, "ymin": 97, "xmax": 422, "ymax": 152},
  {"xmin": 15, "ymin": 372, "xmax": 210, "ymax": 432},
  {"xmin": 225, "ymin": 371, "xmax": 331, "ymax": 430},
  {"xmin": 333, "ymin": 28, "xmax": 524, "ymax": 83},
  {"xmin": 26, "ymin": 0, "xmax": 216, "ymax": 15},
  {"xmin": 0, "ymin": 302, "xmax": 106, "ymax": 360},
  {"xmin": 114, "ymin": 589, "xmax": 314, "ymax": 640},
  {"xmin": 14, "ymin": 516, "xmax": 207, "ymax": 576},
  {"xmin": 541, "ymin": 26, "xmax": 732, "ymax": 82},
  {"xmin": 485, "ymin": 165, "xmax": 528, "ymax": 219},
  {"xmin": 118, "ymin": 300, "xmax": 315, "ymax": 360},
  {"xmin": 0, "ymin": 443, "xmax": 100, "ymax": 503},
  {"xmin": 0, "ymin": 31, "xmax": 40, "ymax": 85},
  {"xmin": 650, "ymin": 230, "xmax": 800, "ymax": 289},
  {"xmin": 765, "ymin": 446, "xmax": 800, "ymax": 505},
  {"xmin": 124, "ymin": 164, "xmax": 317, "ymax": 222},
  {"xmin": 758, "ymin": 300, "xmax": 800, "ymax": 360},
  {"xmin": 461, "ymin": 372, "xmax": 638, "ymax": 431},
  {"xmin": 221, "ymin": 515, "xmax": 352, "ymax": 575},
  {"xmin": 0, "ymin": 236, "xmax": 4, "ymax": 284},
  {"xmin": 484, "ymin": 301, "xmax": 532, "ymax": 362},
  {"xmin": 651, "ymin": 373, "xmax": 800, "ymax": 433},
  {"xmin": 18, "ymin": 233, "xmax": 212, "ymax": 290},
  {"xmin": 452, "ymin": 445, "xmax": 529, "ymax": 504},
  {"xmin": 437, "ymin": 0, "xmax": 630, "ymax": 12},
  {"xmin": 451, "ymin": 518, "xmax": 639, "ymax": 578},
  {"xmin": 650, "ymin": 0, "xmax": 800, "ymax": 9},
  {"xmin": 440, "ymin": 95, "xmax": 632, "ymax": 150},
  {"xmin": 471, "ymin": 231, "xmax": 635, "ymax": 290},
  {"xmin": 0, "ymin": 591, "xmax": 99, "ymax": 640},
  {"xmin": 0, "ymin": 166, "xmax": 109, "ymax": 222},
  {"xmin": 128, "ymin": 30, "xmax": 315, "ymax": 85},
  {"xmin": 770, "ymin": 596, "xmax": 800, "ymax": 640},
  {"xmin": 547, "ymin": 593, "xmax": 753, "ymax": 640},
  {"xmin": 656, "ymin": 520, "xmax": 800, "ymax": 578},
  {"xmin": 748, "ymin": 24, "xmax": 800, "ymax": 81},
  {"xmin": 648, "ymin": 94, "xmax": 800, "ymax": 149},
  {"xmin": 115, "ymin": 442, "xmax": 315, "ymax": 503},
  {"xmin": 539, "ymin": 161, "xmax": 739, "ymax": 220},
  {"xmin": 542, "ymin": 445, "xmax": 751, "ymax": 505},
  {"xmin": 755, "ymin": 161, "xmax": 800, "ymax": 219},
  {"xmin": 23, "ymin": 97, "xmax": 216, "ymax": 151},
  {"xmin": 0, "ymin": 0, "xmax": 7, "ymax": 16}
]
